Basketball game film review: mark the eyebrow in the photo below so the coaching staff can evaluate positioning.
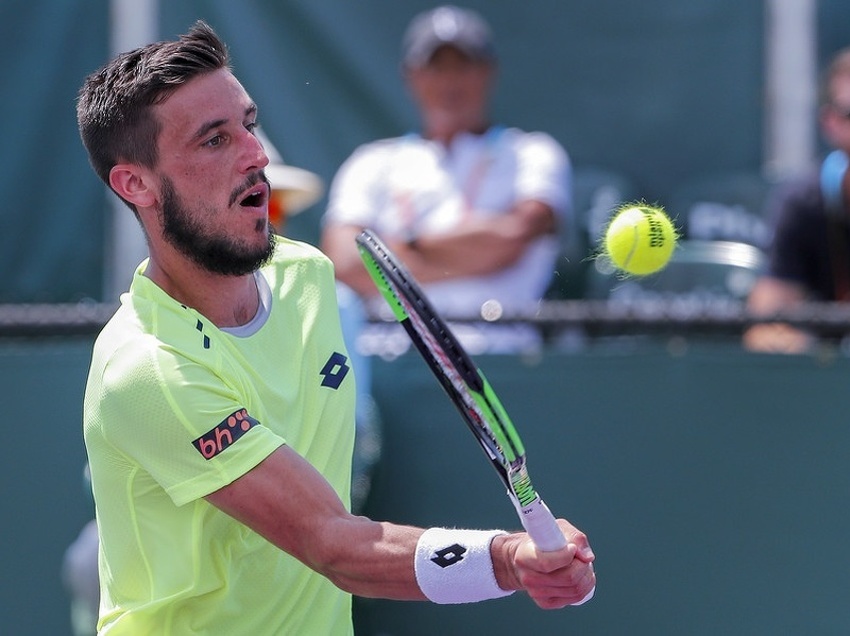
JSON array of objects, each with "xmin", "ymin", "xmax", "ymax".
[{"xmin": 190, "ymin": 103, "xmax": 258, "ymax": 142}]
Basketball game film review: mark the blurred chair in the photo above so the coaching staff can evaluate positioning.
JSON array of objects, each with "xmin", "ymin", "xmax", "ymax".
[
  {"xmin": 586, "ymin": 239, "xmax": 767, "ymax": 308},
  {"xmin": 546, "ymin": 166, "xmax": 639, "ymax": 299},
  {"xmin": 667, "ymin": 172, "xmax": 774, "ymax": 249}
]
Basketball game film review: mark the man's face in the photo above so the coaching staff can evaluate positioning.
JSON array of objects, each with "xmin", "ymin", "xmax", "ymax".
[
  {"xmin": 406, "ymin": 46, "xmax": 494, "ymax": 135},
  {"xmin": 149, "ymin": 68, "xmax": 274, "ymax": 275},
  {"xmin": 160, "ymin": 175, "xmax": 275, "ymax": 276}
]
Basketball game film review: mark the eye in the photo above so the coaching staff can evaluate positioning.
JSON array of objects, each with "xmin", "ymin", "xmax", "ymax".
[
  {"xmin": 205, "ymin": 134, "xmax": 224, "ymax": 148},
  {"xmin": 246, "ymin": 121, "xmax": 258, "ymax": 134}
]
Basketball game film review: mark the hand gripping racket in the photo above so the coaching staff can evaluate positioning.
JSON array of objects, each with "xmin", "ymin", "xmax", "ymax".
[{"xmin": 356, "ymin": 229, "xmax": 567, "ymax": 551}]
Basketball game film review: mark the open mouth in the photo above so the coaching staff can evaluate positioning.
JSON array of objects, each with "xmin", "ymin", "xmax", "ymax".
[{"xmin": 238, "ymin": 184, "xmax": 270, "ymax": 209}]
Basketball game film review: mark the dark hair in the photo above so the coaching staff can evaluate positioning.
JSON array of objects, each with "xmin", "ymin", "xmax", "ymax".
[{"xmin": 77, "ymin": 20, "xmax": 230, "ymax": 204}]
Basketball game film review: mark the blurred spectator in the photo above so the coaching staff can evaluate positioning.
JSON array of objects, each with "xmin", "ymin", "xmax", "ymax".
[
  {"xmin": 63, "ymin": 519, "xmax": 99, "ymax": 636},
  {"xmin": 744, "ymin": 47, "xmax": 850, "ymax": 353},
  {"xmin": 321, "ymin": 5, "xmax": 571, "ymax": 353},
  {"xmin": 61, "ymin": 465, "xmax": 98, "ymax": 636}
]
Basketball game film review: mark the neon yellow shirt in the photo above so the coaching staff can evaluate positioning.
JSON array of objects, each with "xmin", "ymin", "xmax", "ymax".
[{"xmin": 84, "ymin": 238, "xmax": 356, "ymax": 635}]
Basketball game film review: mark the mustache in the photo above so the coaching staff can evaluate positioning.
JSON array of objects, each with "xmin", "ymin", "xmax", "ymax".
[{"xmin": 228, "ymin": 171, "xmax": 270, "ymax": 207}]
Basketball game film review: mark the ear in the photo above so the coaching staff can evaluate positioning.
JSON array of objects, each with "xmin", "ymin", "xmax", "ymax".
[{"xmin": 109, "ymin": 164, "xmax": 157, "ymax": 209}]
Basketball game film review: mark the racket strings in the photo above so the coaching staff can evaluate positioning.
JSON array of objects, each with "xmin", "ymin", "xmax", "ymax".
[
  {"xmin": 359, "ymin": 233, "xmax": 531, "ymax": 491},
  {"xmin": 357, "ymin": 231, "xmax": 560, "ymax": 550},
  {"xmin": 374, "ymin": 252, "xmax": 511, "ymax": 468},
  {"xmin": 400, "ymin": 288, "xmax": 506, "ymax": 460}
]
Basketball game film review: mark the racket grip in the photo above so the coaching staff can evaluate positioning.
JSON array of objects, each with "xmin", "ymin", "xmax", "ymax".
[{"xmin": 517, "ymin": 497, "xmax": 568, "ymax": 552}]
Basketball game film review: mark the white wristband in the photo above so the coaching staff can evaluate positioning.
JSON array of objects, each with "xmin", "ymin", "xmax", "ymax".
[{"xmin": 414, "ymin": 527, "xmax": 514, "ymax": 604}]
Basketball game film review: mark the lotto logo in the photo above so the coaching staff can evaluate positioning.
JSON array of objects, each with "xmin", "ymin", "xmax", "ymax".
[
  {"xmin": 319, "ymin": 352, "xmax": 350, "ymax": 389},
  {"xmin": 431, "ymin": 543, "xmax": 467, "ymax": 568},
  {"xmin": 192, "ymin": 409, "xmax": 258, "ymax": 459}
]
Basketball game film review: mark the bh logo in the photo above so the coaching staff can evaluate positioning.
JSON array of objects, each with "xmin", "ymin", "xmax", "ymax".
[{"xmin": 192, "ymin": 409, "xmax": 258, "ymax": 459}]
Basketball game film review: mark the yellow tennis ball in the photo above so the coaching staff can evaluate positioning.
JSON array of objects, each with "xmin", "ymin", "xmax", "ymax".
[{"xmin": 603, "ymin": 204, "xmax": 677, "ymax": 276}]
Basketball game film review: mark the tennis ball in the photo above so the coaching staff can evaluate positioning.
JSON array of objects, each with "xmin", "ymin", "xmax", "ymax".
[{"xmin": 603, "ymin": 204, "xmax": 677, "ymax": 276}]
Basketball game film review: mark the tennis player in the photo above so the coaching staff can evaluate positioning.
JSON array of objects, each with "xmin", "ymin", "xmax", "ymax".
[{"xmin": 77, "ymin": 20, "xmax": 595, "ymax": 634}]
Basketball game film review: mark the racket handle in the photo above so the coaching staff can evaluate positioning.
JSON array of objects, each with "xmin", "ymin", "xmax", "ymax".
[
  {"xmin": 516, "ymin": 497, "xmax": 568, "ymax": 552},
  {"xmin": 517, "ymin": 496, "xmax": 597, "ymax": 606}
]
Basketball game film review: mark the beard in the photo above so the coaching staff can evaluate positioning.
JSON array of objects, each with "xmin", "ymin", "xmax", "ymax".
[{"xmin": 159, "ymin": 175, "xmax": 276, "ymax": 276}]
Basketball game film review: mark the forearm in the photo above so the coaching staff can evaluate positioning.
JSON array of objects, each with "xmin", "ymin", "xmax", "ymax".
[
  {"xmin": 409, "ymin": 200, "xmax": 558, "ymax": 281},
  {"xmin": 320, "ymin": 201, "xmax": 558, "ymax": 294},
  {"xmin": 410, "ymin": 227, "xmax": 519, "ymax": 279},
  {"xmin": 310, "ymin": 518, "xmax": 589, "ymax": 604},
  {"xmin": 207, "ymin": 447, "xmax": 428, "ymax": 599},
  {"xmin": 311, "ymin": 517, "xmax": 427, "ymax": 600},
  {"xmin": 209, "ymin": 449, "xmax": 595, "ymax": 606}
]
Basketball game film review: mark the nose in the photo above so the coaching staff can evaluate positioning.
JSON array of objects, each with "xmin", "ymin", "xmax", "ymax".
[{"xmin": 243, "ymin": 129, "xmax": 270, "ymax": 173}]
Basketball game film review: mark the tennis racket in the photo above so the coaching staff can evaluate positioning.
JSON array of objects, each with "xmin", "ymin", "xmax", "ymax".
[{"xmin": 355, "ymin": 229, "xmax": 567, "ymax": 552}]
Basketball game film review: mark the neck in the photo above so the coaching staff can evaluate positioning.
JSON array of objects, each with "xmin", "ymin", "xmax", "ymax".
[{"xmin": 143, "ymin": 252, "xmax": 260, "ymax": 328}]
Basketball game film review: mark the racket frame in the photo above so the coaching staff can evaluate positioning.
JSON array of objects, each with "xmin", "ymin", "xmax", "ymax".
[{"xmin": 356, "ymin": 230, "xmax": 567, "ymax": 551}]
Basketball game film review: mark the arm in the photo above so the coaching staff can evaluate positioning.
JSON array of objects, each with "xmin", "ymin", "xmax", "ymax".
[
  {"xmin": 410, "ymin": 199, "xmax": 557, "ymax": 277},
  {"xmin": 206, "ymin": 444, "xmax": 595, "ymax": 606},
  {"xmin": 743, "ymin": 276, "xmax": 813, "ymax": 353},
  {"xmin": 320, "ymin": 224, "xmax": 379, "ymax": 298},
  {"xmin": 320, "ymin": 200, "xmax": 557, "ymax": 297}
]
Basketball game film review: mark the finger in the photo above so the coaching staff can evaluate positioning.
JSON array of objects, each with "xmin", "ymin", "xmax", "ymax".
[
  {"xmin": 532, "ymin": 580, "xmax": 596, "ymax": 610},
  {"xmin": 571, "ymin": 583, "xmax": 596, "ymax": 606},
  {"xmin": 523, "ymin": 558, "xmax": 596, "ymax": 605},
  {"xmin": 516, "ymin": 535, "xmax": 576, "ymax": 575},
  {"xmin": 558, "ymin": 521, "xmax": 594, "ymax": 563},
  {"xmin": 570, "ymin": 561, "xmax": 597, "ymax": 606}
]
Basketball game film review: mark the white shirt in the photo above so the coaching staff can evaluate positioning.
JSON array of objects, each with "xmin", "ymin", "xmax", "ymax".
[{"xmin": 324, "ymin": 126, "xmax": 571, "ymax": 318}]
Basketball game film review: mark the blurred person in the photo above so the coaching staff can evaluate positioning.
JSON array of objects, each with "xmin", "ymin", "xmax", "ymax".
[
  {"xmin": 77, "ymin": 20, "xmax": 594, "ymax": 634},
  {"xmin": 62, "ymin": 465, "xmax": 99, "ymax": 636},
  {"xmin": 745, "ymin": 48, "xmax": 850, "ymax": 353},
  {"xmin": 321, "ymin": 5, "xmax": 571, "ymax": 353}
]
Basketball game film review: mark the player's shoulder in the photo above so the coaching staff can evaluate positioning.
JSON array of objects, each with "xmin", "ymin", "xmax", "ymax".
[
  {"xmin": 94, "ymin": 299, "xmax": 209, "ymax": 376},
  {"xmin": 267, "ymin": 235, "xmax": 331, "ymax": 268},
  {"xmin": 262, "ymin": 235, "xmax": 335, "ymax": 285}
]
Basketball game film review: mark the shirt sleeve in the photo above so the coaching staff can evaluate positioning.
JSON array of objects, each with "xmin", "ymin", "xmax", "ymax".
[
  {"xmin": 513, "ymin": 131, "xmax": 571, "ymax": 221},
  {"xmin": 98, "ymin": 340, "xmax": 285, "ymax": 506},
  {"xmin": 323, "ymin": 141, "xmax": 392, "ymax": 228}
]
